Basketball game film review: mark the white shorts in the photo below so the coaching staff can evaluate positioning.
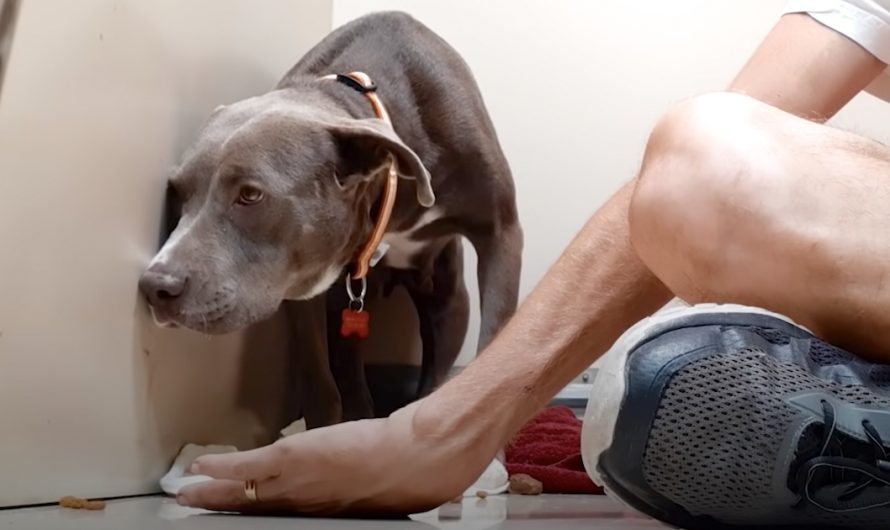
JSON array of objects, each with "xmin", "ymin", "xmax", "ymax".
[{"xmin": 785, "ymin": 0, "xmax": 890, "ymax": 100}]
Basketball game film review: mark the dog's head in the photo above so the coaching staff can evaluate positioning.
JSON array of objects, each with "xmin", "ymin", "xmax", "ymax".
[{"xmin": 138, "ymin": 89, "xmax": 434, "ymax": 334}]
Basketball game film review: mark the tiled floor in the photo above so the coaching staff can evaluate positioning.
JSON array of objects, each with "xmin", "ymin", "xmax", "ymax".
[{"xmin": 0, "ymin": 494, "xmax": 670, "ymax": 529}]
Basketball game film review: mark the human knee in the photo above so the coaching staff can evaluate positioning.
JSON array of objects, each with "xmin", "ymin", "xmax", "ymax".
[{"xmin": 629, "ymin": 92, "xmax": 780, "ymax": 293}]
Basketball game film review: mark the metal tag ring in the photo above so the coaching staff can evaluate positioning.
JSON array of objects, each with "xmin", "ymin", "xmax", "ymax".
[{"xmin": 345, "ymin": 274, "xmax": 367, "ymax": 302}]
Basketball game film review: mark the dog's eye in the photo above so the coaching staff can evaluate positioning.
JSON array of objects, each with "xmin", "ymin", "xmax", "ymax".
[{"xmin": 236, "ymin": 186, "xmax": 264, "ymax": 206}]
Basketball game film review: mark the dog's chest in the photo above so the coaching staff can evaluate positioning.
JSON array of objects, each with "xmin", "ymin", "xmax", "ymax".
[{"xmin": 381, "ymin": 208, "xmax": 443, "ymax": 269}]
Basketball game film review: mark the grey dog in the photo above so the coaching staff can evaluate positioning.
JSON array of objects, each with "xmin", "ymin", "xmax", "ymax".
[{"xmin": 139, "ymin": 12, "xmax": 522, "ymax": 428}]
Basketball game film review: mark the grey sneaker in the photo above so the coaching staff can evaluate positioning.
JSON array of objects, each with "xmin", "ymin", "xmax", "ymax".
[{"xmin": 582, "ymin": 304, "xmax": 890, "ymax": 529}]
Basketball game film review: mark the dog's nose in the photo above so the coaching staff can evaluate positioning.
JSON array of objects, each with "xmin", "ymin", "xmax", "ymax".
[{"xmin": 139, "ymin": 269, "xmax": 189, "ymax": 307}]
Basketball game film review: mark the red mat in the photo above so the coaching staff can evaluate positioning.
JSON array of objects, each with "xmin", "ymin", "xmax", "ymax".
[{"xmin": 505, "ymin": 406, "xmax": 603, "ymax": 494}]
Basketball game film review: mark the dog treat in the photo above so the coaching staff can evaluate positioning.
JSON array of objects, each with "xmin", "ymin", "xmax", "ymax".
[
  {"xmin": 508, "ymin": 474, "xmax": 543, "ymax": 495},
  {"xmin": 59, "ymin": 496, "xmax": 106, "ymax": 510},
  {"xmin": 475, "ymin": 490, "xmax": 489, "ymax": 499}
]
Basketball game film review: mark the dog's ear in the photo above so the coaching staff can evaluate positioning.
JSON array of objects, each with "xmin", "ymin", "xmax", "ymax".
[{"xmin": 328, "ymin": 118, "xmax": 435, "ymax": 207}]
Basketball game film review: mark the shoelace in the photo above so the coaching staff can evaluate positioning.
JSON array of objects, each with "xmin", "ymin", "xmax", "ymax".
[{"xmin": 797, "ymin": 399, "xmax": 890, "ymax": 513}]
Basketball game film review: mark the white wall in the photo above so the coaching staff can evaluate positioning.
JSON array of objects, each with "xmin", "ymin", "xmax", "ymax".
[
  {"xmin": 0, "ymin": 0, "xmax": 331, "ymax": 506},
  {"xmin": 333, "ymin": 0, "xmax": 890, "ymax": 365}
]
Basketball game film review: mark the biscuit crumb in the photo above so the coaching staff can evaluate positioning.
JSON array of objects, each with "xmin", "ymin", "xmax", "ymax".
[
  {"xmin": 508, "ymin": 474, "xmax": 543, "ymax": 495},
  {"xmin": 60, "ymin": 496, "xmax": 106, "ymax": 510},
  {"xmin": 475, "ymin": 490, "xmax": 488, "ymax": 499}
]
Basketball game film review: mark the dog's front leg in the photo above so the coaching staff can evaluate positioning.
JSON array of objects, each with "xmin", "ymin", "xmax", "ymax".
[
  {"xmin": 468, "ymin": 219, "xmax": 523, "ymax": 351},
  {"xmin": 407, "ymin": 238, "xmax": 470, "ymax": 398},
  {"xmin": 325, "ymin": 277, "xmax": 375, "ymax": 421},
  {"xmin": 283, "ymin": 298, "xmax": 343, "ymax": 429}
]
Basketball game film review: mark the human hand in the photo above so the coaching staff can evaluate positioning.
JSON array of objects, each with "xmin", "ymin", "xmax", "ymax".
[{"xmin": 176, "ymin": 399, "xmax": 500, "ymax": 516}]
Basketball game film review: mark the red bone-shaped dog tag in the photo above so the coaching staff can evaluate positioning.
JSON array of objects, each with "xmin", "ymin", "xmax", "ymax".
[{"xmin": 340, "ymin": 308, "xmax": 370, "ymax": 339}]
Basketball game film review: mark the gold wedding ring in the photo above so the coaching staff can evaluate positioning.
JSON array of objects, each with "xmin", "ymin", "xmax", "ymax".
[{"xmin": 244, "ymin": 480, "xmax": 258, "ymax": 502}]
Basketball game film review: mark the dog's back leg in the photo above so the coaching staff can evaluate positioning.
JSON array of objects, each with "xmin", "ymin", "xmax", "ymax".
[{"xmin": 462, "ymin": 164, "xmax": 523, "ymax": 352}]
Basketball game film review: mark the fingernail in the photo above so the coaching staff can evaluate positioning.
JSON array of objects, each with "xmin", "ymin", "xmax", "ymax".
[
  {"xmin": 176, "ymin": 493, "xmax": 190, "ymax": 507},
  {"xmin": 189, "ymin": 462, "xmax": 200, "ymax": 474}
]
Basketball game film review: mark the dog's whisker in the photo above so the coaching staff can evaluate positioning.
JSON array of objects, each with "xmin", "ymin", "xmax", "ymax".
[
  {"xmin": 149, "ymin": 305, "xmax": 173, "ymax": 328},
  {"xmin": 200, "ymin": 312, "xmax": 210, "ymax": 339}
]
